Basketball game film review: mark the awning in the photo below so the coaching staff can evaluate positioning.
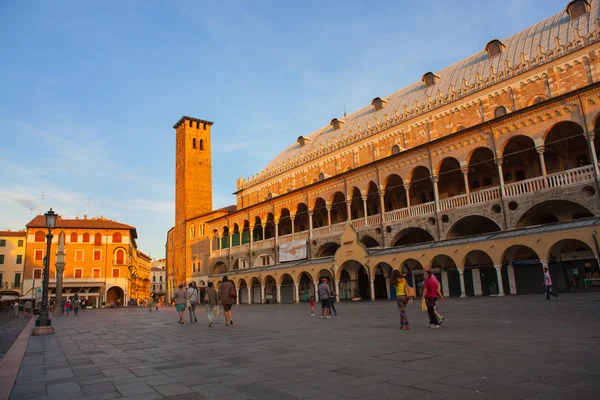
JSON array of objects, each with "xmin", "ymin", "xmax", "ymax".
[{"xmin": 0, "ymin": 295, "xmax": 20, "ymax": 301}]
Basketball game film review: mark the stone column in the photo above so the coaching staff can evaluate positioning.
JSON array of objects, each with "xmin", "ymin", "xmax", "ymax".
[
  {"xmin": 249, "ymin": 225, "xmax": 254, "ymax": 250},
  {"xmin": 536, "ymin": 146, "xmax": 548, "ymax": 187},
  {"xmin": 458, "ymin": 268, "xmax": 467, "ymax": 298},
  {"xmin": 247, "ymin": 287, "xmax": 252, "ymax": 304},
  {"xmin": 432, "ymin": 175, "xmax": 440, "ymax": 211},
  {"xmin": 276, "ymin": 284, "xmax": 281, "ymax": 304},
  {"xmin": 495, "ymin": 158, "xmax": 506, "ymax": 196},
  {"xmin": 404, "ymin": 183, "xmax": 412, "ymax": 209},
  {"xmin": 586, "ymin": 133, "xmax": 600, "ymax": 176},
  {"xmin": 308, "ymin": 211, "xmax": 313, "ymax": 238},
  {"xmin": 313, "ymin": 281, "xmax": 319, "ymax": 301},
  {"xmin": 385, "ymin": 276, "xmax": 391, "ymax": 299},
  {"xmin": 379, "ymin": 190, "xmax": 386, "ymax": 220},
  {"xmin": 236, "ymin": 289, "xmax": 240, "ymax": 304},
  {"xmin": 507, "ymin": 263, "xmax": 517, "ymax": 294},
  {"xmin": 346, "ymin": 200, "xmax": 352, "ymax": 222},
  {"xmin": 274, "ymin": 220, "xmax": 279, "ymax": 245},
  {"xmin": 260, "ymin": 285, "xmax": 265, "ymax": 304},
  {"xmin": 472, "ymin": 268, "xmax": 482, "ymax": 296},
  {"xmin": 441, "ymin": 269, "xmax": 450, "ymax": 298},
  {"xmin": 461, "ymin": 166, "xmax": 471, "ymax": 203},
  {"xmin": 369, "ymin": 278, "xmax": 375, "ymax": 301},
  {"xmin": 494, "ymin": 265, "xmax": 505, "ymax": 296},
  {"xmin": 53, "ymin": 233, "xmax": 65, "ymax": 316},
  {"xmin": 335, "ymin": 280, "xmax": 340, "ymax": 303},
  {"xmin": 290, "ymin": 215, "xmax": 295, "ymax": 239},
  {"xmin": 262, "ymin": 225, "xmax": 266, "ymax": 242},
  {"xmin": 362, "ymin": 195, "xmax": 368, "ymax": 224},
  {"xmin": 294, "ymin": 283, "xmax": 300, "ymax": 303},
  {"xmin": 326, "ymin": 205, "xmax": 332, "ymax": 227}
]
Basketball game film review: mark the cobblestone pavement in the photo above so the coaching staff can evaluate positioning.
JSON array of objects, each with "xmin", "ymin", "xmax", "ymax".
[
  {"xmin": 8, "ymin": 293, "xmax": 600, "ymax": 400},
  {"xmin": 0, "ymin": 315, "xmax": 31, "ymax": 361}
]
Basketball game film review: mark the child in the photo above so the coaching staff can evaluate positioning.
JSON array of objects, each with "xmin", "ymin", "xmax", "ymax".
[
  {"xmin": 309, "ymin": 296, "xmax": 315, "ymax": 316},
  {"xmin": 65, "ymin": 300, "xmax": 72, "ymax": 316},
  {"xmin": 155, "ymin": 297, "xmax": 159, "ymax": 312}
]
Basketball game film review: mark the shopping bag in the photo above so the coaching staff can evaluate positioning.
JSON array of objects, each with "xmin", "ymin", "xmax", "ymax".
[
  {"xmin": 216, "ymin": 306, "xmax": 221, "ymax": 317},
  {"xmin": 420, "ymin": 298, "xmax": 427, "ymax": 312}
]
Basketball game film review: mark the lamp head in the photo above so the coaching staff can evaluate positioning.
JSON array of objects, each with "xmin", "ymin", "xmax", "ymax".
[{"xmin": 44, "ymin": 208, "xmax": 57, "ymax": 229}]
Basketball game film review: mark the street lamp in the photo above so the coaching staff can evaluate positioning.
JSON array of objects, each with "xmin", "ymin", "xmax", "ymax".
[{"xmin": 36, "ymin": 208, "xmax": 57, "ymax": 327}]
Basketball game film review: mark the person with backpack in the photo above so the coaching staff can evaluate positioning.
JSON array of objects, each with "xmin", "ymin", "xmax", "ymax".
[
  {"xmin": 218, "ymin": 276, "xmax": 236, "ymax": 326},
  {"xmin": 72, "ymin": 294, "xmax": 80, "ymax": 316},
  {"xmin": 391, "ymin": 269, "xmax": 415, "ymax": 330}
]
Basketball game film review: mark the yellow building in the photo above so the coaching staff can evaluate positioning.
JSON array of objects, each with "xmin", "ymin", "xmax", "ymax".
[
  {"xmin": 23, "ymin": 215, "xmax": 146, "ymax": 307},
  {"xmin": 168, "ymin": 0, "xmax": 600, "ymax": 302},
  {"xmin": 0, "ymin": 230, "xmax": 27, "ymax": 300}
]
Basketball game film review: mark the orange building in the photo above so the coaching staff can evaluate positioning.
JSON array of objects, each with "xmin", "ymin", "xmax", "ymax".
[{"xmin": 23, "ymin": 215, "xmax": 145, "ymax": 307}]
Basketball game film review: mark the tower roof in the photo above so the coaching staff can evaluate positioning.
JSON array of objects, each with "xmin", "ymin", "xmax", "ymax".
[{"xmin": 173, "ymin": 116, "xmax": 214, "ymax": 129}]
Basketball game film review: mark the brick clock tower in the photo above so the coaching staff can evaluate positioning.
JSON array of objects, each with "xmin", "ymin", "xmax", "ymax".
[{"xmin": 172, "ymin": 116, "xmax": 214, "ymax": 286}]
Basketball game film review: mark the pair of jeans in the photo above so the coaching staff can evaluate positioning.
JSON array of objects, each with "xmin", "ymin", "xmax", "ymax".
[
  {"xmin": 205, "ymin": 304, "xmax": 217, "ymax": 322},
  {"xmin": 425, "ymin": 297, "xmax": 438, "ymax": 325},
  {"xmin": 396, "ymin": 296, "xmax": 409, "ymax": 328},
  {"xmin": 188, "ymin": 302, "xmax": 197, "ymax": 321},
  {"xmin": 329, "ymin": 297, "xmax": 337, "ymax": 314},
  {"xmin": 545, "ymin": 285, "xmax": 558, "ymax": 300}
]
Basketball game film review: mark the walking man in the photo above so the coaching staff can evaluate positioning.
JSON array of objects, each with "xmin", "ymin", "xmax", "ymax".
[
  {"xmin": 422, "ymin": 270, "xmax": 444, "ymax": 329},
  {"xmin": 187, "ymin": 282, "xmax": 199, "ymax": 322},
  {"xmin": 543, "ymin": 267, "xmax": 559, "ymax": 301},
  {"xmin": 318, "ymin": 278, "xmax": 333, "ymax": 319}
]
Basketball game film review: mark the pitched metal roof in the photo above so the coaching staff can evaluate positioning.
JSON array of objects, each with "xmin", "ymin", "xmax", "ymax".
[{"xmin": 242, "ymin": 1, "xmax": 600, "ymax": 187}]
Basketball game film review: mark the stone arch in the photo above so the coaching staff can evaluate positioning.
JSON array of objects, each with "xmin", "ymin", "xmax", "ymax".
[
  {"xmin": 330, "ymin": 191, "xmax": 347, "ymax": 223},
  {"xmin": 446, "ymin": 215, "xmax": 501, "ymax": 239},
  {"xmin": 237, "ymin": 279, "xmax": 249, "ymax": 304},
  {"xmin": 337, "ymin": 260, "xmax": 369, "ymax": 299},
  {"xmin": 383, "ymin": 174, "xmax": 408, "ymax": 211},
  {"xmin": 392, "ymin": 227, "xmax": 435, "ymax": 247},
  {"xmin": 297, "ymin": 271, "xmax": 314, "ymax": 301},
  {"xmin": 408, "ymin": 165, "xmax": 434, "ymax": 205},
  {"xmin": 373, "ymin": 262, "xmax": 393, "ymax": 299},
  {"xmin": 316, "ymin": 242, "xmax": 340, "ymax": 257},
  {"xmin": 106, "ymin": 285, "xmax": 125, "ymax": 306},
  {"xmin": 515, "ymin": 200, "xmax": 593, "ymax": 228},
  {"xmin": 463, "ymin": 249, "xmax": 500, "ymax": 296},
  {"xmin": 279, "ymin": 273, "xmax": 295, "ymax": 302},
  {"xmin": 264, "ymin": 213, "xmax": 276, "ymax": 239},
  {"xmin": 211, "ymin": 262, "xmax": 228, "ymax": 275},
  {"xmin": 526, "ymin": 94, "xmax": 548, "ymax": 107},
  {"xmin": 252, "ymin": 216, "xmax": 263, "ymax": 241},
  {"xmin": 547, "ymin": 238, "xmax": 598, "ymax": 291},
  {"xmin": 349, "ymin": 186, "xmax": 363, "ymax": 220},
  {"xmin": 501, "ymin": 135, "xmax": 541, "ymax": 183},
  {"xmin": 467, "ymin": 146, "xmax": 499, "ymax": 191},
  {"xmin": 250, "ymin": 277, "xmax": 261, "ymax": 304},
  {"xmin": 437, "ymin": 156, "xmax": 465, "ymax": 198},
  {"xmin": 543, "ymin": 121, "xmax": 589, "ymax": 174},
  {"xmin": 360, "ymin": 235, "xmax": 380, "ymax": 248},
  {"xmin": 294, "ymin": 203, "xmax": 309, "ymax": 232},
  {"xmin": 263, "ymin": 275, "xmax": 277, "ymax": 303},
  {"xmin": 501, "ymin": 244, "xmax": 543, "ymax": 294},
  {"xmin": 312, "ymin": 197, "xmax": 328, "ymax": 228},
  {"xmin": 278, "ymin": 208, "xmax": 292, "ymax": 236},
  {"xmin": 366, "ymin": 181, "xmax": 380, "ymax": 216}
]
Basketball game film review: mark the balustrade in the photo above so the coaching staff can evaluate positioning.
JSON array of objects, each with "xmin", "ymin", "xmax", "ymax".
[
  {"xmin": 409, "ymin": 201, "xmax": 435, "ymax": 217},
  {"xmin": 438, "ymin": 194, "xmax": 469, "ymax": 211},
  {"xmin": 546, "ymin": 165, "xmax": 594, "ymax": 188},
  {"xmin": 469, "ymin": 187, "xmax": 501, "ymax": 205}
]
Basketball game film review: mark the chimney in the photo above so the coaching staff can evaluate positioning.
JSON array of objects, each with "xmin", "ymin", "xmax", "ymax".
[{"xmin": 84, "ymin": 215, "xmax": 87, "ymax": 220}]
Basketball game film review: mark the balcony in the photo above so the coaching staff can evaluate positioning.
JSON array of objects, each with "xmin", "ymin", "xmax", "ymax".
[{"xmin": 209, "ymin": 165, "xmax": 596, "ymax": 260}]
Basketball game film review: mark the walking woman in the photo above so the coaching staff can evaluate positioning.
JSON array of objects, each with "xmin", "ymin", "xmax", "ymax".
[
  {"xmin": 174, "ymin": 284, "xmax": 187, "ymax": 324},
  {"xmin": 391, "ymin": 270, "xmax": 412, "ymax": 330},
  {"xmin": 219, "ymin": 276, "xmax": 236, "ymax": 326},
  {"xmin": 204, "ymin": 281, "xmax": 219, "ymax": 327},
  {"xmin": 187, "ymin": 282, "xmax": 199, "ymax": 322}
]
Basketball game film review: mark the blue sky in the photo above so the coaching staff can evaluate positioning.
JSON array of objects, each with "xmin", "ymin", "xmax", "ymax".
[{"xmin": 0, "ymin": 0, "xmax": 567, "ymax": 257}]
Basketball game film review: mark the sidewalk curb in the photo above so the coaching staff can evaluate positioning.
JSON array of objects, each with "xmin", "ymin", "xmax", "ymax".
[{"xmin": 0, "ymin": 317, "xmax": 36, "ymax": 400}]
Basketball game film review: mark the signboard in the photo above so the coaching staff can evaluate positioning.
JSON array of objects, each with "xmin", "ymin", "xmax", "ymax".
[
  {"xmin": 35, "ymin": 287, "xmax": 42, "ymax": 303},
  {"xmin": 560, "ymin": 250, "xmax": 595, "ymax": 262},
  {"xmin": 278, "ymin": 240, "xmax": 307, "ymax": 263}
]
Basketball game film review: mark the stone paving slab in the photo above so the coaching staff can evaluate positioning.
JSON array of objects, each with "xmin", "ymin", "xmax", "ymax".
[{"xmin": 5, "ymin": 293, "xmax": 600, "ymax": 399}]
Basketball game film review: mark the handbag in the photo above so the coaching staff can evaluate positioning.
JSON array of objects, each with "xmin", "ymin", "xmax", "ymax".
[
  {"xmin": 229, "ymin": 285, "xmax": 237, "ymax": 299},
  {"xmin": 204, "ymin": 293, "xmax": 210, "ymax": 304},
  {"xmin": 405, "ymin": 284, "xmax": 416, "ymax": 298},
  {"xmin": 420, "ymin": 298, "xmax": 427, "ymax": 312}
]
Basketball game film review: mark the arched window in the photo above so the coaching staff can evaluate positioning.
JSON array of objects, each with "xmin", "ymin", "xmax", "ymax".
[
  {"xmin": 190, "ymin": 225, "xmax": 196, "ymax": 238},
  {"xmin": 115, "ymin": 249, "xmax": 125, "ymax": 265},
  {"xmin": 34, "ymin": 231, "xmax": 45, "ymax": 242},
  {"xmin": 422, "ymin": 72, "xmax": 439, "ymax": 88},
  {"xmin": 318, "ymin": 172, "xmax": 325, "ymax": 181},
  {"xmin": 391, "ymin": 145, "xmax": 400, "ymax": 155},
  {"xmin": 199, "ymin": 139, "xmax": 204, "ymax": 151},
  {"xmin": 494, "ymin": 106, "xmax": 507, "ymax": 118},
  {"xmin": 200, "ymin": 224, "xmax": 205, "ymax": 236},
  {"xmin": 485, "ymin": 39, "xmax": 506, "ymax": 58},
  {"xmin": 94, "ymin": 233, "xmax": 102, "ymax": 246},
  {"xmin": 70, "ymin": 232, "xmax": 78, "ymax": 243},
  {"xmin": 192, "ymin": 138, "xmax": 197, "ymax": 149},
  {"xmin": 83, "ymin": 233, "xmax": 90, "ymax": 243},
  {"xmin": 112, "ymin": 232, "xmax": 122, "ymax": 243},
  {"xmin": 567, "ymin": 0, "xmax": 590, "ymax": 20}
]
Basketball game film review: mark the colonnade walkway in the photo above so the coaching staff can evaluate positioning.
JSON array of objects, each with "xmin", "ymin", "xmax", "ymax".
[{"xmin": 6, "ymin": 293, "xmax": 600, "ymax": 399}]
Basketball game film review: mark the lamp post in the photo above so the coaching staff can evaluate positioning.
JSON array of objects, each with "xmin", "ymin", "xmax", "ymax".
[{"xmin": 36, "ymin": 208, "xmax": 57, "ymax": 327}]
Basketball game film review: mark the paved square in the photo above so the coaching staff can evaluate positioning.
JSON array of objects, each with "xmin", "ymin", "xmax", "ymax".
[{"xmin": 9, "ymin": 293, "xmax": 600, "ymax": 399}]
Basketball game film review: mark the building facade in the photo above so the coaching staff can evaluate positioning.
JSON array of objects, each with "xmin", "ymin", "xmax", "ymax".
[
  {"xmin": 0, "ymin": 230, "xmax": 27, "ymax": 299},
  {"xmin": 23, "ymin": 215, "xmax": 143, "ymax": 307},
  {"xmin": 168, "ymin": 0, "xmax": 600, "ymax": 302},
  {"xmin": 150, "ymin": 261, "xmax": 166, "ymax": 299}
]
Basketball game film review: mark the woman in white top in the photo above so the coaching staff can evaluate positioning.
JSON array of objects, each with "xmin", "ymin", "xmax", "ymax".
[{"xmin": 186, "ymin": 282, "xmax": 199, "ymax": 322}]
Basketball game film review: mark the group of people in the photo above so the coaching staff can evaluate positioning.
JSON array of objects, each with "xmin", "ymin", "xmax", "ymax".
[
  {"xmin": 314, "ymin": 277, "xmax": 338, "ymax": 318},
  {"xmin": 60, "ymin": 294, "xmax": 86, "ymax": 315},
  {"xmin": 170, "ymin": 275, "xmax": 235, "ymax": 326}
]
